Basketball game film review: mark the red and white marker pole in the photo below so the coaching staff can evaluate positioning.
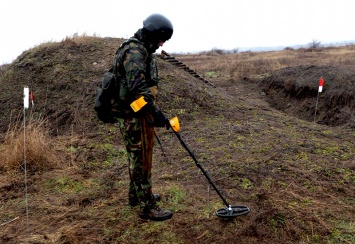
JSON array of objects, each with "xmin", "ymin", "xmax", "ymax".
[
  {"xmin": 314, "ymin": 77, "xmax": 324, "ymax": 122},
  {"xmin": 24, "ymin": 87, "xmax": 34, "ymax": 109},
  {"xmin": 23, "ymin": 86, "xmax": 30, "ymax": 236},
  {"xmin": 318, "ymin": 76, "xmax": 324, "ymax": 93}
]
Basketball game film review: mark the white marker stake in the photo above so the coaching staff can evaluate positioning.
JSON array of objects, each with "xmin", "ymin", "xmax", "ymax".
[
  {"xmin": 23, "ymin": 86, "xmax": 30, "ymax": 237},
  {"xmin": 24, "ymin": 86, "xmax": 29, "ymax": 109}
]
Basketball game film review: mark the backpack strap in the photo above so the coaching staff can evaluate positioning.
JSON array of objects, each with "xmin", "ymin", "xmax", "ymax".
[{"xmin": 111, "ymin": 38, "xmax": 143, "ymax": 75}]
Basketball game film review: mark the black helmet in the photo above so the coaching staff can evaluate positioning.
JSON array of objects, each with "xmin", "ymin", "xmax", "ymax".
[{"xmin": 143, "ymin": 14, "xmax": 173, "ymax": 42}]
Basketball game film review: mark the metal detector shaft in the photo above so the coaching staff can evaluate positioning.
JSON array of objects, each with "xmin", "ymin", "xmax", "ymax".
[{"xmin": 172, "ymin": 130, "xmax": 230, "ymax": 207}]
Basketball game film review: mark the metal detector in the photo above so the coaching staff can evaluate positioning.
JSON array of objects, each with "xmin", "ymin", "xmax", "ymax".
[
  {"xmin": 129, "ymin": 96, "xmax": 250, "ymax": 218},
  {"xmin": 167, "ymin": 116, "xmax": 250, "ymax": 218}
]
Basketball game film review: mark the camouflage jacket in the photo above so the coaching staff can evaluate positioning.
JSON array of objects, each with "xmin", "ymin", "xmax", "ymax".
[{"xmin": 115, "ymin": 35, "xmax": 159, "ymax": 113}]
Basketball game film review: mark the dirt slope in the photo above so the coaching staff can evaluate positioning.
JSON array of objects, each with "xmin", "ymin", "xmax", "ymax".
[{"xmin": 0, "ymin": 36, "xmax": 354, "ymax": 243}]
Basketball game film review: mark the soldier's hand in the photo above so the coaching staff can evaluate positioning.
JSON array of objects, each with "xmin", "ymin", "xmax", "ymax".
[{"xmin": 153, "ymin": 108, "xmax": 169, "ymax": 129}]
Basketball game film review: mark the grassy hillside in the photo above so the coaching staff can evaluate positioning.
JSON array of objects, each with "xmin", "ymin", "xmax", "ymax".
[{"xmin": 0, "ymin": 36, "xmax": 354, "ymax": 243}]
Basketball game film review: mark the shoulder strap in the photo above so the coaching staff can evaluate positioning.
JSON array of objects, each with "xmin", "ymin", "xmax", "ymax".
[
  {"xmin": 110, "ymin": 56, "xmax": 118, "ymax": 74},
  {"xmin": 111, "ymin": 38, "xmax": 143, "ymax": 74}
]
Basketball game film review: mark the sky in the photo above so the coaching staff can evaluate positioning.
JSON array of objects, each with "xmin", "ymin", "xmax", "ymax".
[{"xmin": 1, "ymin": 0, "xmax": 354, "ymax": 64}]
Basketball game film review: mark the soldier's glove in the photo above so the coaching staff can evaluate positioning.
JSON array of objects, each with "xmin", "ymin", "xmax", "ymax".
[{"xmin": 153, "ymin": 108, "xmax": 170, "ymax": 129}]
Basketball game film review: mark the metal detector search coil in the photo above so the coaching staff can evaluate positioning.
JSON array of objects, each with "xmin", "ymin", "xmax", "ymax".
[{"xmin": 215, "ymin": 205, "xmax": 250, "ymax": 218}]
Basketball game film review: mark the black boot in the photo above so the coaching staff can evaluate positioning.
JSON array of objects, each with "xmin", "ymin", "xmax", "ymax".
[{"xmin": 139, "ymin": 204, "xmax": 173, "ymax": 221}]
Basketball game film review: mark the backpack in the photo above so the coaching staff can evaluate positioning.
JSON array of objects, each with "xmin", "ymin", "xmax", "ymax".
[
  {"xmin": 94, "ymin": 38, "xmax": 147, "ymax": 123},
  {"xmin": 94, "ymin": 54, "xmax": 129, "ymax": 123},
  {"xmin": 94, "ymin": 61, "xmax": 117, "ymax": 123}
]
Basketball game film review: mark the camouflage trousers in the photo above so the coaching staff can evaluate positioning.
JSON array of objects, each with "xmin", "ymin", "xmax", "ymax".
[{"xmin": 117, "ymin": 115, "xmax": 156, "ymax": 208}]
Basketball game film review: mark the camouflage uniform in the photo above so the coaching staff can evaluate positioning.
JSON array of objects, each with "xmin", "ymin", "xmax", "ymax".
[{"xmin": 115, "ymin": 29, "xmax": 159, "ymax": 208}]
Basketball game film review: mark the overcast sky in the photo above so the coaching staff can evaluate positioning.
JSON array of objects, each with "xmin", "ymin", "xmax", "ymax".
[{"xmin": 1, "ymin": 0, "xmax": 354, "ymax": 64}]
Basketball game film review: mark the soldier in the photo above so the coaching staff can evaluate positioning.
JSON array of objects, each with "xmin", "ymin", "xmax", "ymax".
[{"xmin": 114, "ymin": 14, "xmax": 173, "ymax": 221}]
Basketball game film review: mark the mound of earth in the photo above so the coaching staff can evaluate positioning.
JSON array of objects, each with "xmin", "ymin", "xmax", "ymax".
[
  {"xmin": 0, "ymin": 37, "xmax": 227, "ymax": 139},
  {"xmin": 0, "ymin": 37, "xmax": 122, "ymax": 139}
]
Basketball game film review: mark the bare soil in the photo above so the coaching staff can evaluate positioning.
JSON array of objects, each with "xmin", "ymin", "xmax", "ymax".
[{"xmin": 0, "ymin": 37, "xmax": 354, "ymax": 243}]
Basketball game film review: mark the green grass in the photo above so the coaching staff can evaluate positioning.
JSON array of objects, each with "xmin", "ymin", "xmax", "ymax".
[
  {"xmin": 45, "ymin": 176, "xmax": 83, "ymax": 193},
  {"xmin": 327, "ymin": 220, "xmax": 355, "ymax": 244}
]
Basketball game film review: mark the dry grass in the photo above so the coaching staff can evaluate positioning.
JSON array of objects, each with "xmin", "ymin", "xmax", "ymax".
[{"xmin": 0, "ymin": 114, "xmax": 63, "ymax": 172}]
